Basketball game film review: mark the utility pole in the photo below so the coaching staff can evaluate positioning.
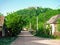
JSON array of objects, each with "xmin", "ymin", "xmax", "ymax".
[
  {"xmin": 30, "ymin": 22, "xmax": 31, "ymax": 30},
  {"xmin": 37, "ymin": 16, "xmax": 38, "ymax": 31},
  {"xmin": 36, "ymin": 7, "xmax": 39, "ymax": 32}
]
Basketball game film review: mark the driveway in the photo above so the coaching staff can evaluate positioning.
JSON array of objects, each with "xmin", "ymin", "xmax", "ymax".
[{"xmin": 11, "ymin": 31, "xmax": 60, "ymax": 45}]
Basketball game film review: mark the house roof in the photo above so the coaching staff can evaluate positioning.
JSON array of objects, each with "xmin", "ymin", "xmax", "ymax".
[
  {"xmin": 0, "ymin": 16, "xmax": 4, "ymax": 26},
  {"xmin": 47, "ymin": 15, "xmax": 60, "ymax": 24}
]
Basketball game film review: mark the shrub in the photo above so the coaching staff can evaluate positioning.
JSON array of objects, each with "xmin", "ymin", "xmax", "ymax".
[
  {"xmin": 35, "ymin": 23, "xmax": 53, "ymax": 38},
  {"xmin": 4, "ymin": 14, "xmax": 28, "ymax": 36}
]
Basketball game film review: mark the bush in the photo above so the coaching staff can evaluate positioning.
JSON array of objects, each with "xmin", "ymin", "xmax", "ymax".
[
  {"xmin": 4, "ymin": 14, "xmax": 28, "ymax": 36},
  {"xmin": 35, "ymin": 23, "xmax": 54, "ymax": 38},
  {"xmin": 0, "ymin": 37, "xmax": 17, "ymax": 45}
]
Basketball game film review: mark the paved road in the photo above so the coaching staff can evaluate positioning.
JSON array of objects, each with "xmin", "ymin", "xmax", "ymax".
[{"xmin": 11, "ymin": 31, "xmax": 60, "ymax": 45}]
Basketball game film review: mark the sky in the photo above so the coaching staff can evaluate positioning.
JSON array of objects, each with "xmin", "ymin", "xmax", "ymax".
[{"xmin": 0, "ymin": 0, "xmax": 60, "ymax": 16}]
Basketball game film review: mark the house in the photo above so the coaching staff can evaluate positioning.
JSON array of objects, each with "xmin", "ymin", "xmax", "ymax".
[
  {"xmin": 46, "ymin": 14, "xmax": 60, "ymax": 36},
  {"xmin": 0, "ymin": 16, "xmax": 5, "ymax": 37}
]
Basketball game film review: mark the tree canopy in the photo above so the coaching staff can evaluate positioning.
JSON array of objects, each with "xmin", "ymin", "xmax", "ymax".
[{"xmin": 4, "ymin": 7, "xmax": 60, "ymax": 37}]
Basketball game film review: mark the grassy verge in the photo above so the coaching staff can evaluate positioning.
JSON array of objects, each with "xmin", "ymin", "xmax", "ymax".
[
  {"xmin": 29, "ymin": 31, "xmax": 56, "ymax": 39},
  {"xmin": 0, "ymin": 36, "xmax": 17, "ymax": 45}
]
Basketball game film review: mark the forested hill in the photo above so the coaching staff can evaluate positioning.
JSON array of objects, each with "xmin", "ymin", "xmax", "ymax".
[
  {"xmin": 5, "ymin": 7, "xmax": 60, "ymax": 32},
  {"xmin": 7, "ymin": 7, "xmax": 60, "ymax": 23},
  {"xmin": 13, "ymin": 7, "xmax": 60, "ymax": 16},
  {"xmin": 6, "ymin": 7, "xmax": 60, "ymax": 29},
  {"xmin": 0, "ymin": 7, "xmax": 58, "ymax": 37}
]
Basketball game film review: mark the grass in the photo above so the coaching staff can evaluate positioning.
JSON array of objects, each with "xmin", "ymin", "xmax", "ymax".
[{"xmin": 0, "ymin": 36, "xmax": 17, "ymax": 45}]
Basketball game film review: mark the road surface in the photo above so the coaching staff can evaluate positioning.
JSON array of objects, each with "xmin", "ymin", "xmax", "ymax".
[{"xmin": 11, "ymin": 31, "xmax": 60, "ymax": 45}]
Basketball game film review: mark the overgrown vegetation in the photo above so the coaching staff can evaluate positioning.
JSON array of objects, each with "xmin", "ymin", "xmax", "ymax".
[
  {"xmin": 3, "ymin": 7, "xmax": 60, "ymax": 38},
  {"xmin": 4, "ymin": 13, "xmax": 28, "ymax": 36},
  {"xmin": 0, "ymin": 37, "xmax": 17, "ymax": 45}
]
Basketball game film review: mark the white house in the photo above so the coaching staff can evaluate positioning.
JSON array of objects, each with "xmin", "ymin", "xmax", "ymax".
[{"xmin": 46, "ymin": 15, "xmax": 60, "ymax": 35}]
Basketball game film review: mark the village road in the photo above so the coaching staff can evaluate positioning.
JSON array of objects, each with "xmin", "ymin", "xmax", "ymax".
[{"xmin": 11, "ymin": 31, "xmax": 60, "ymax": 45}]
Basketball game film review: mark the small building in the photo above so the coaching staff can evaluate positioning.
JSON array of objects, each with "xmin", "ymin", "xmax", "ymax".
[
  {"xmin": 46, "ymin": 15, "xmax": 60, "ymax": 36},
  {"xmin": 0, "ymin": 16, "xmax": 5, "ymax": 37}
]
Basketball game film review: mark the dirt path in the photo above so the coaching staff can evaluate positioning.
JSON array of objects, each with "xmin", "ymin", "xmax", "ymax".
[{"xmin": 11, "ymin": 31, "xmax": 60, "ymax": 45}]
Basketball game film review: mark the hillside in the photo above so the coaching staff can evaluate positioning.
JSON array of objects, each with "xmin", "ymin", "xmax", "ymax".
[{"xmin": 5, "ymin": 7, "xmax": 60, "ymax": 37}]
